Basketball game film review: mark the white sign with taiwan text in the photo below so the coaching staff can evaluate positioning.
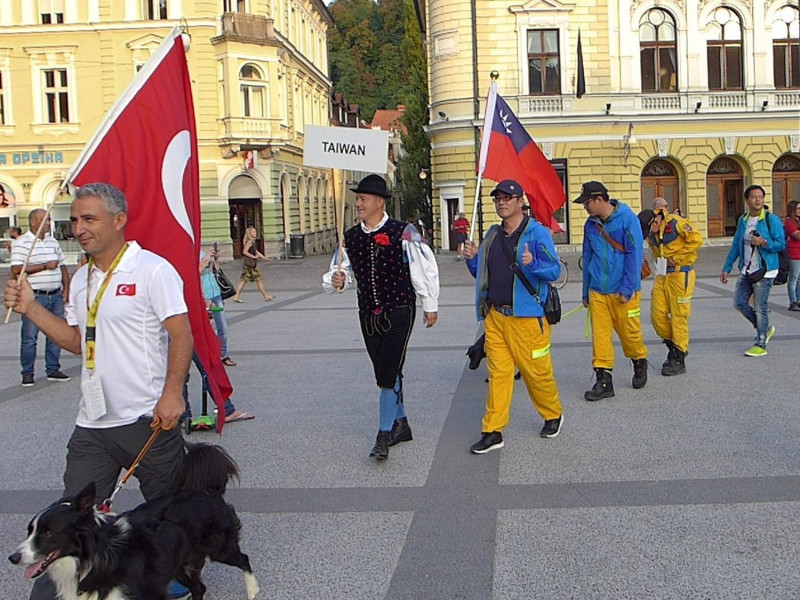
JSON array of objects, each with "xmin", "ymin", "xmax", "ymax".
[{"xmin": 303, "ymin": 125, "xmax": 389, "ymax": 173}]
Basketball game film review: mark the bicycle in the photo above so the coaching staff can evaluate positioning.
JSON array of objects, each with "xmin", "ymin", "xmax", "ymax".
[{"xmin": 553, "ymin": 258, "xmax": 568, "ymax": 289}]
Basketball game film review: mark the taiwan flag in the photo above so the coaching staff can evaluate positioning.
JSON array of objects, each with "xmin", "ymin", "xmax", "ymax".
[
  {"xmin": 65, "ymin": 28, "xmax": 232, "ymax": 431},
  {"xmin": 477, "ymin": 82, "xmax": 566, "ymax": 232}
]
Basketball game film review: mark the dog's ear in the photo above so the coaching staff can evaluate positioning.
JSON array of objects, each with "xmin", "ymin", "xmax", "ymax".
[{"xmin": 72, "ymin": 482, "xmax": 97, "ymax": 515}]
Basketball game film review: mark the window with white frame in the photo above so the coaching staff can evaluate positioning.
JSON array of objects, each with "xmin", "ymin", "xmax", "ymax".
[
  {"xmin": 527, "ymin": 30, "xmax": 561, "ymax": 95},
  {"xmin": 239, "ymin": 64, "xmax": 266, "ymax": 118},
  {"xmin": 145, "ymin": 0, "xmax": 167, "ymax": 20},
  {"xmin": 40, "ymin": 0, "xmax": 64, "ymax": 24},
  {"xmin": 707, "ymin": 7, "xmax": 743, "ymax": 90},
  {"xmin": 640, "ymin": 8, "xmax": 678, "ymax": 92},
  {"xmin": 43, "ymin": 68, "xmax": 69, "ymax": 123},
  {"xmin": 773, "ymin": 5, "xmax": 800, "ymax": 89},
  {"xmin": 223, "ymin": 0, "xmax": 246, "ymax": 12}
]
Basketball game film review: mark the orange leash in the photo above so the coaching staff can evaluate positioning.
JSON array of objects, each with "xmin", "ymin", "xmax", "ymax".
[{"xmin": 98, "ymin": 428, "xmax": 162, "ymax": 512}]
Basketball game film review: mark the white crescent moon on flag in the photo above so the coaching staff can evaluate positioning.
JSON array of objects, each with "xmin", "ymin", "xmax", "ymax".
[{"xmin": 162, "ymin": 130, "xmax": 194, "ymax": 242}]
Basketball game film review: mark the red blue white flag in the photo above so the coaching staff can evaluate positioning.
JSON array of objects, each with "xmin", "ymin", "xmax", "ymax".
[
  {"xmin": 65, "ymin": 28, "xmax": 232, "ymax": 431},
  {"xmin": 478, "ymin": 81, "xmax": 566, "ymax": 232}
]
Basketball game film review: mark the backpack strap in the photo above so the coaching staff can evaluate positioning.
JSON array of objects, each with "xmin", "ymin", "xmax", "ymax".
[{"xmin": 594, "ymin": 223, "xmax": 625, "ymax": 253}]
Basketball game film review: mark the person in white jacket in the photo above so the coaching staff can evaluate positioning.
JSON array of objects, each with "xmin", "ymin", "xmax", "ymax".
[{"xmin": 323, "ymin": 174, "xmax": 439, "ymax": 461}]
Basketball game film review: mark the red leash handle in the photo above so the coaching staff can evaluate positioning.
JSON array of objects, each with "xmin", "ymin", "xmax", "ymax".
[{"xmin": 98, "ymin": 428, "xmax": 162, "ymax": 512}]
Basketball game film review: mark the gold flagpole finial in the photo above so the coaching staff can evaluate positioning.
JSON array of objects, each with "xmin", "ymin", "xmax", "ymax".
[{"xmin": 490, "ymin": 70, "xmax": 499, "ymax": 81}]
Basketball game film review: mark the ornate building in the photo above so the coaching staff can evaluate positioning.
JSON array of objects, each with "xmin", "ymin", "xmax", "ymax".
[
  {"xmin": 0, "ymin": 0, "xmax": 335, "ymax": 258},
  {"xmin": 414, "ymin": 0, "xmax": 800, "ymax": 247}
]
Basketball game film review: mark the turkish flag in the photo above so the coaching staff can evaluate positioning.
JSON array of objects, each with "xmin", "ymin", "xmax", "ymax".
[
  {"xmin": 477, "ymin": 82, "xmax": 566, "ymax": 232},
  {"xmin": 66, "ymin": 28, "xmax": 232, "ymax": 431},
  {"xmin": 115, "ymin": 283, "xmax": 137, "ymax": 297}
]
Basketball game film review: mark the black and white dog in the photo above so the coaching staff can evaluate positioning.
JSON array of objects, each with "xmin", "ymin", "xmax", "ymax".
[{"xmin": 9, "ymin": 443, "xmax": 259, "ymax": 600}]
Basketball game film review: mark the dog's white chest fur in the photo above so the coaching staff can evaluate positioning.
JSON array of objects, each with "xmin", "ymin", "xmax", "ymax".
[{"xmin": 48, "ymin": 557, "xmax": 130, "ymax": 600}]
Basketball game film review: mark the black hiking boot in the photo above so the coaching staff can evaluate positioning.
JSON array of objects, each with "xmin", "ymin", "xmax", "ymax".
[
  {"xmin": 369, "ymin": 431, "xmax": 391, "ymax": 460},
  {"xmin": 388, "ymin": 417, "xmax": 413, "ymax": 446},
  {"xmin": 632, "ymin": 358, "xmax": 648, "ymax": 389},
  {"xmin": 661, "ymin": 349, "xmax": 687, "ymax": 376},
  {"xmin": 584, "ymin": 368, "xmax": 614, "ymax": 401}
]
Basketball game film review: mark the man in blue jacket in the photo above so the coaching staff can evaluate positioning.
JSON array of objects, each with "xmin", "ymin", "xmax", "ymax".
[
  {"xmin": 720, "ymin": 184, "xmax": 785, "ymax": 357},
  {"xmin": 464, "ymin": 179, "xmax": 563, "ymax": 454},
  {"xmin": 576, "ymin": 181, "xmax": 648, "ymax": 400}
]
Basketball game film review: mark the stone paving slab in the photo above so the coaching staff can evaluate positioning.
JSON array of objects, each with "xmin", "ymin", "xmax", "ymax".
[{"xmin": 1, "ymin": 246, "xmax": 799, "ymax": 599}]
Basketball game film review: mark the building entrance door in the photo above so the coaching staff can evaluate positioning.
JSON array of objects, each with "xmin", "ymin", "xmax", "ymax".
[
  {"xmin": 706, "ymin": 158, "xmax": 743, "ymax": 238},
  {"xmin": 641, "ymin": 159, "xmax": 680, "ymax": 213},
  {"xmin": 229, "ymin": 200, "xmax": 263, "ymax": 257}
]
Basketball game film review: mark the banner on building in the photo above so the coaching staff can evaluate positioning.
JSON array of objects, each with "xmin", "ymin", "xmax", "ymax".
[{"xmin": 304, "ymin": 125, "xmax": 389, "ymax": 173}]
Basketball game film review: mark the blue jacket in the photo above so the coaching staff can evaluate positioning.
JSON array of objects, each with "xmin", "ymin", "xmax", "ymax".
[
  {"xmin": 581, "ymin": 200, "xmax": 644, "ymax": 301},
  {"xmin": 722, "ymin": 209, "xmax": 786, "ymax": 273},
  {"xmin": 466, "ymin": 218, "xmax": 560, "ymax": 320}
]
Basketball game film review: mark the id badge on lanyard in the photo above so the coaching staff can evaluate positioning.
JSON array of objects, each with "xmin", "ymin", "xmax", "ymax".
[{"xmin": 83, "ymin": 244, "xmax": 129, "ymax": 420}]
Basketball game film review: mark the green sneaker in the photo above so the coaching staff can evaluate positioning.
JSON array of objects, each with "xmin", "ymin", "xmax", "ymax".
[
  {"xmin": 765, "ymin": 325, "xmax": 776, "ymax": 345},
  {"xmin": 744, "ymin": 345, "xmax": 767, "ymax": 357}
]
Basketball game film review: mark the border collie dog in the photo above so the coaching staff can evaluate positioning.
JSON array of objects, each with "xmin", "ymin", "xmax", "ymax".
[{"xmin": 9, "ymin": 443, "xmax": 259, "ymax": 600}]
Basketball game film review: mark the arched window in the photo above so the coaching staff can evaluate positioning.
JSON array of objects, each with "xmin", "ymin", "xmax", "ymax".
[
  {"xmin": 772, "ymin": 5, "xmax": 800, "ymax": 89},
  {"xmin": 640, "ymin": 8, "xmax": 678, "ymax": 92},
  {"xmin": 707, "ymin": 7, "xmax": 743, "ymax": 90},
  {"xmin": 239, "ymin": 64, "xmax": 266, "ymax": 118}
]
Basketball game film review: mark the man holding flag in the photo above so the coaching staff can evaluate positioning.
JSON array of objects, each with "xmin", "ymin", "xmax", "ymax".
[{"xmin": 4, "ymin": 183, "xmax": 192, "ymax": 600}]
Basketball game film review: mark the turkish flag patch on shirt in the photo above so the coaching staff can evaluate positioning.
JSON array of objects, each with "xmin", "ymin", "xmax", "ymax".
[{"xmin": 116, "ymin": 283, "xmax": 137, "ymax": 296}]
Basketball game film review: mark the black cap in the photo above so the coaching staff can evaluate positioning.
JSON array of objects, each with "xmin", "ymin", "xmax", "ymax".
[
  {"xmin": 573, "ymin": 181, "xmax": 609, "ymax": 204},
  {"xmin": 490, "ymin": 180, "xmax": 523, "ymax": 197},
  {"xmin": 350, "ymin": 174, "xmax": 392, "ymax": 199},
  {"xmin": 637, "ymin": 209, "xmax": 656, "ymax": 236}
]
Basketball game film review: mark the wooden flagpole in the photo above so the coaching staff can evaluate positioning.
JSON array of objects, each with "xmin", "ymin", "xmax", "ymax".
[{"xmin": 4, "ymin": 185, "xmax": 67, "ymax": 325}]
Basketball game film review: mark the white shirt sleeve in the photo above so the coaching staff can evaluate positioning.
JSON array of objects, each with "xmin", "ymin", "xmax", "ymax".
[
  {"xmin": 322, "ymin": 245, "xmax": 354, "ymax": 294},
  {"xmin": 147, "ymin": 260, "xmax": 188, "ymax": 321},
  {"xmin": 403, "ymin": 239, "xmax": 439, "ymax": 313}
]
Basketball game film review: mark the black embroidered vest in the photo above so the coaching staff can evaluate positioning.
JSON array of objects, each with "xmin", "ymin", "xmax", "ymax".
[{"xmin": 345, "ymin": 218, "xmax": 416, "ymax": 314}]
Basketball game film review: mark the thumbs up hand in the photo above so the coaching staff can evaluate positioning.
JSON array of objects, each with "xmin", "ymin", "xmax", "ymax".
[{"xmin": 521, "ymin": 242, "xmax": 533, "ymax": 266}]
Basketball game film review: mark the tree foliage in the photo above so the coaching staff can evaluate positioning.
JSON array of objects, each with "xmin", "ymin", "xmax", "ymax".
[{"xmin": 328, "ymin": 0, "xmax": 432, "ymax": 233}]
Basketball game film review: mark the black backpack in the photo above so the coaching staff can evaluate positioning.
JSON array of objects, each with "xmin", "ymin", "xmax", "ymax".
[{"xmin": 767, "ymin": 212, "xmax": 790, "ymax": 286}]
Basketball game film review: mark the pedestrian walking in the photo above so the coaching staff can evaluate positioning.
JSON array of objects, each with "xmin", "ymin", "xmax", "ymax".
[
  {"xmin": 323, "ymin": 174, "xmax": 439, "ymax": 461},
  {"xmin": 576, "ymin": 181, "xmax": 648, "ymax": 400},
  {"xmin": 639, "ymin": 200, "xmax": 703, "ymax": 375},
  {"xmin": 4, "ymin": 182, "xmax": 191, "ymax": 600},
  {"xmin": 232, "ymin": 226, "xmax": 274, "ymax": 303},
  {"xmin": 720, "ymin": 184, "xmax": 785, "ymax": 356},
  {"xmin": 10, "ymin": 209, "xmax": 71, "ymax": 387},
  {"xmin": 464, "ymin": 179, "xmax": 563, "ymax": 454},
  {"xmin": 452, "ymin": 213, "xmax": 469, "ymax": 260},
  {"xmin": 783, "ymin": 200, "xmax": 800, "ymax": 311}
]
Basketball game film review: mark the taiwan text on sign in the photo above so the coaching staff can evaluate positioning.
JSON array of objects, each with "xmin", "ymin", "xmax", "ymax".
[{"xmin": 303, "ymin": 126, "xmax": 389, "ymax": 173}]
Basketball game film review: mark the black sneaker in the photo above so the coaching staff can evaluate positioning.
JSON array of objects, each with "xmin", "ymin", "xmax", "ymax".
[
  {"xmin": 540, "ymin": 415, "xmax": 563, "ymax": 438},
  {"xmin": 21, "ymin": 374, "xmax": 34, "ymax": 388},
  {"xmin": 47, "ymin": 371, "xmax": 71, "ymax": 382},
  {"xmin": 470, "ymin": 431, "xmax": 503, "ymax": 454}
]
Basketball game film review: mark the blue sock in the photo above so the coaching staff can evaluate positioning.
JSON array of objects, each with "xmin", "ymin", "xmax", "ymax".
[
  {"xmin": 393, "ymin": 376, "xmax": 405, "ymax": 421},
  {"xmin": 379, "ymin": 386, "xmax": 396, "ymax": 432}
]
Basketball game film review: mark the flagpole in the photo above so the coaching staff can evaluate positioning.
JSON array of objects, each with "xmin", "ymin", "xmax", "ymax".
[
  {"xmin": 4, "ymin": 185, "xmax": 67, "ymax": 324},
  {"xmin": 470, "ymin": 74, "xmax": 499, "ymax": 241}
]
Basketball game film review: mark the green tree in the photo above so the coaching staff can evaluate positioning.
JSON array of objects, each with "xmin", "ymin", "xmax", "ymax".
[{"xmin": 396, "ymin": 0, "xmax": 432, "ymax": 237}]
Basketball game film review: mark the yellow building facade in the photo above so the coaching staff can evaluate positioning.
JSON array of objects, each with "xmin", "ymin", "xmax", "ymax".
[
  {"xmin": 0, "ymin": 0, "xmax": 335, "ymax": 258},
  {"xmin": 416, "ymin": 0, "xmax": 800, "ymax": 248}
]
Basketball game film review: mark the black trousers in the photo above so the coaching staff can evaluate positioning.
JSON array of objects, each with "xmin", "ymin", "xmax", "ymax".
[{"xmin": 359, "ymin": 305, "xmax": 415, "ymax": 389}]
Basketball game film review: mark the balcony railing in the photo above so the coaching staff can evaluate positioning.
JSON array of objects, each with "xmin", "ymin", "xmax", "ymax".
[
  {"xmin": 220, "ymin": 116, "xmax": 286, "ymax": 140},
  {"xmin": 215, "ymin": 13, "xmax": 276, "ymax": 43},
  {"xmin": 708, "ymin": 92, "xmax": 746, "ymax": 109}
]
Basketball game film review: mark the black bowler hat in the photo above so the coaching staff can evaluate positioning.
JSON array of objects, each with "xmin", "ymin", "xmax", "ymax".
[
  {"xmin": 573, "ymin": 181, "xmax": 609, "ymax": 204},
  {"xmin": 490, "ymin": 179, "xmax": 523, "ymax": 197},
  {"xmin": 350, "ymin": 174, "xmax": 392, "ymax": 198}
]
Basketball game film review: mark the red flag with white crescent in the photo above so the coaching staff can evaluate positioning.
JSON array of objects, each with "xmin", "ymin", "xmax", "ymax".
[{"xmin": 66, "ymin": 28, "xmax": 232, "ymax": 431}]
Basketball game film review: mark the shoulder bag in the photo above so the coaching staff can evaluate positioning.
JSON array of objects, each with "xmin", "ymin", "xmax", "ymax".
[
  {"xmin": 214, "ymin": 267, "xmax": 236, "ymax": 300},
  {"xmin": 594, "ymin": 223, "xmax": 651, "ymax": 279},
  {"xmin": 498, "ymin": 233, "xmax": 561, "ymax": 324}
]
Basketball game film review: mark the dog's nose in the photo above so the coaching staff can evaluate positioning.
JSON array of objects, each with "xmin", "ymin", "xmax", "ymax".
[{"xmin": 8, "ymin": 552, "xmax": 21, "ymax": 564}]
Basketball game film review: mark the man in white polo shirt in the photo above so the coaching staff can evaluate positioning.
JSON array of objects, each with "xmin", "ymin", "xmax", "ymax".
[
  {"xmin": 10, "ymin": 209, "xmax": 71, "ymax": 387},
  {"xmin": 5, "ymin": 182, "xmax": 193, "ymax": 600}
]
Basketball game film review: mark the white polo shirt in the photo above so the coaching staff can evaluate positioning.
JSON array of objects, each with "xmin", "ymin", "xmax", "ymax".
[
  {"xmin": 10, "ymin": 231, "xmax": 66, "ymax": 291},
  {"xmin": 65, "ymin": 241, "xmax": 187, "ymax": 428}
]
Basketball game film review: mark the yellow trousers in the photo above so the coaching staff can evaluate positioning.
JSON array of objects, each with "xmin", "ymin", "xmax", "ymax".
[
  {"xmin": 650, "ymin": 270, "xmax": 695, "ymax": 353},
  {"xmin": 588, "ymin": 290, "xmax": 647, "ymax": 369},
  {"xmin": 482, "ymin": 308, "xmax": 562, "ymax": 433}
]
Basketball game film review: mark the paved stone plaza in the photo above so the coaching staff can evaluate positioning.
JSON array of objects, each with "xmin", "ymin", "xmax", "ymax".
[{"xmin": 1, "ymin": 247, "xmax": 799, "ymax": 599}]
